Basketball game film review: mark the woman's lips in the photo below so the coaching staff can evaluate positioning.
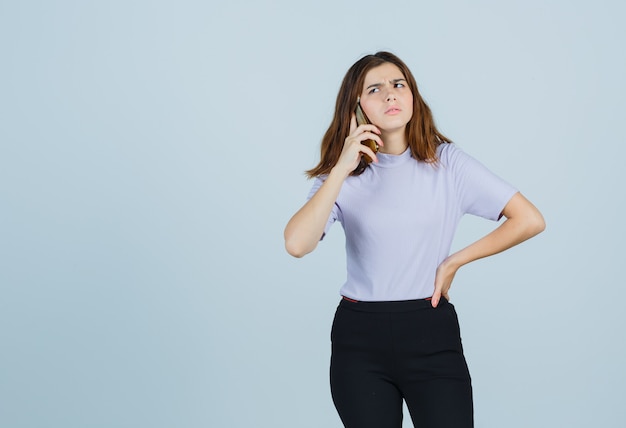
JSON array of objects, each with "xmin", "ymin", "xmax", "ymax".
[{"xmin": 385, "ymin": 106, "xmax": 401, "ymax": 114}]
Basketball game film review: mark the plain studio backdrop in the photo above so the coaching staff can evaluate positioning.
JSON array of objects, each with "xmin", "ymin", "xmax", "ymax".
[{"xmin": 1, "ymin": 1, "xmax": 624, "ymax": 427}]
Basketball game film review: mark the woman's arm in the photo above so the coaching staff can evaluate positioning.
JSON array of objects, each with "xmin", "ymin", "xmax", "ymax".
[
  {"xmin": 284, "ymin": 168, "xmax": 348, "ymax": 258},
  {"xmin": 431, "ymin": 192, "xmax": 546, "ymax": 307},
  {"xmin": 284, "ymin": 118, "xmax": 382, "ymax": 258}
]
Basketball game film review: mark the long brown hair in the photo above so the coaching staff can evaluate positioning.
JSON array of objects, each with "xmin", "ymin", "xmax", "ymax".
[{"xmin": 306, "ymin": 51, "xmax": 451, "ymax": 178}]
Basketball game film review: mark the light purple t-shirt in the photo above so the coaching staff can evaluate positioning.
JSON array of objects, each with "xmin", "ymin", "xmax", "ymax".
[{"xmin": 307, "ymin": 143, "xmax": 518, "ymax": 301}]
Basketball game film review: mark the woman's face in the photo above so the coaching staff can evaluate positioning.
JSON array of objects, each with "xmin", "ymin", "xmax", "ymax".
[{"xmin": 358, "ymin": 62, "xmax": 413, "ymax": 133}]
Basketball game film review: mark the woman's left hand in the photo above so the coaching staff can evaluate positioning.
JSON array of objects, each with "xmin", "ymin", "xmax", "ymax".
[
  {"xmin": 430, "ymin": 192, "xmax": 545, "ymax": 308},
  {"xmin": 431, "ymin": 257, "xmax": 460, "ymax": 308}
]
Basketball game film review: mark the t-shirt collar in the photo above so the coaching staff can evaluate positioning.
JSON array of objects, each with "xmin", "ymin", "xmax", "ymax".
[{"xmin": 373, "ymin": 147, "xmax": 412, "ymax": 168}]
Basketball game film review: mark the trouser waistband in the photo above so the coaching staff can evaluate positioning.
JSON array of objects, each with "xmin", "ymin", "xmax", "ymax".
[{"xmin": 339, "ymin": 295, "xmax": 445, "ymax": 312}]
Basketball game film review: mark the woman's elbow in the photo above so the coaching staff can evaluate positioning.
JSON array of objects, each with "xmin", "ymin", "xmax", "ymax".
[
  {"xmin": 528, "ymin": 209, "xmax": 546, "ymax": 237},
  {"xmin": 284, "ymin": 234, "xmax": 315, "ymax": 258},
  {"xmin": 285, "ymin": 239, "xmax": 307, "ymax": 258},
  {"xmin": 505, "ymin": 193, "xmax": 546, "ymax": 237}
]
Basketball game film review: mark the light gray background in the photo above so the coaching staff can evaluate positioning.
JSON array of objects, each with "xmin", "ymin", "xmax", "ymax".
[{"xmin": 1, "ymin": 0, "xmax": 624, "ymax": 427}]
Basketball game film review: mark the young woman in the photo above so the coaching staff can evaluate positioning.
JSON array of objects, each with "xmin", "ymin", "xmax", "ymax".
[{"xmin": 284, "ymin": 51, "xmax": 545, "ymax": 428}]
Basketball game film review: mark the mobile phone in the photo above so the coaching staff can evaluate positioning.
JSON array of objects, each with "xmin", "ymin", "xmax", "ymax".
[{"xmin": 355, "ymin": 101, "xmax": 379, "ymax": 164}]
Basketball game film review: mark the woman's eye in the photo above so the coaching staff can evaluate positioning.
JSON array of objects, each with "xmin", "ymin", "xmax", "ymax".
[
  {"xmin": 368, "ymin": 87, "xmax": 379, "ymax": 94},
  {"xmin": 394, "ymin": 83, "xmax": 405, "ymax": 88}
]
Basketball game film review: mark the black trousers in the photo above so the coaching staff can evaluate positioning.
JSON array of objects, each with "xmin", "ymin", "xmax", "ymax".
[{"xmin": 330, "ymin": 297, "xmax": 473, "ymax": 428}]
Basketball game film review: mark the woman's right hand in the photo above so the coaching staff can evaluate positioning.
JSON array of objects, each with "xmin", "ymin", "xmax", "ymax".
[{"xmin": 333, "ymin": 115, "xmax": 384, "ymax": 176}]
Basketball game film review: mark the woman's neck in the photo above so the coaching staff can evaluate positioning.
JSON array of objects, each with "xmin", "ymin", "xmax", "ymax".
[{"xmin": 378, "ymin": 129, "xmax": 408, "ymax": 155}]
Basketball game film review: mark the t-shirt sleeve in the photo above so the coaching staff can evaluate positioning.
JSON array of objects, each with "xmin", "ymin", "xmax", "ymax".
[
  {"xmin": 444, "ymin": 144, "xmax": 518, "ymax": 221},
  {"xmin": 306, "ymin": 176, "xmax": 340, "ymax": 240}
]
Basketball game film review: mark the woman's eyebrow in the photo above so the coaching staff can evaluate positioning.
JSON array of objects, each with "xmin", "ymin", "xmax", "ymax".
[{"xmin": 365, "ymin": 78, "xmax": 407, "ymax": 90}]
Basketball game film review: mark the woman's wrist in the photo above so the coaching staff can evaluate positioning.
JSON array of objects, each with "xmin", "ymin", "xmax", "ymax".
[
  {"xmin": 329, "ymin": 164, "xmax": 351, "ymax": 180},
  {"xmin": 443, "ymin": 253, "xmax": 465, "ymax": 272}
]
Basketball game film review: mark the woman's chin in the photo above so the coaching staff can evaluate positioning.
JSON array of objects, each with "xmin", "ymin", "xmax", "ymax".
[{"xmin": 377, "ymin": 124, "xmax": 408, "ymax": 135}]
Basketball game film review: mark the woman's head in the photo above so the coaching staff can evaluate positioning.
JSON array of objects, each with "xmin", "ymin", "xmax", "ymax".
[
  {"xmin": 337, "ymin": 52, "xmax": 416, "ymax": 134},
  {"xmin": 357, "ymin": 61, "xmax": 414, "ymax": 138},
  {"xmin": 306, "ymin": 51, "xmax": 451, "ymax": 178}
]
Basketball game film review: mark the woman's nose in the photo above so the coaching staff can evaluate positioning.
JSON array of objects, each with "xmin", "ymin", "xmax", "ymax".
[{"xmin": 385, "ymin": 90, "xmax": 397, "ymax": 102}]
